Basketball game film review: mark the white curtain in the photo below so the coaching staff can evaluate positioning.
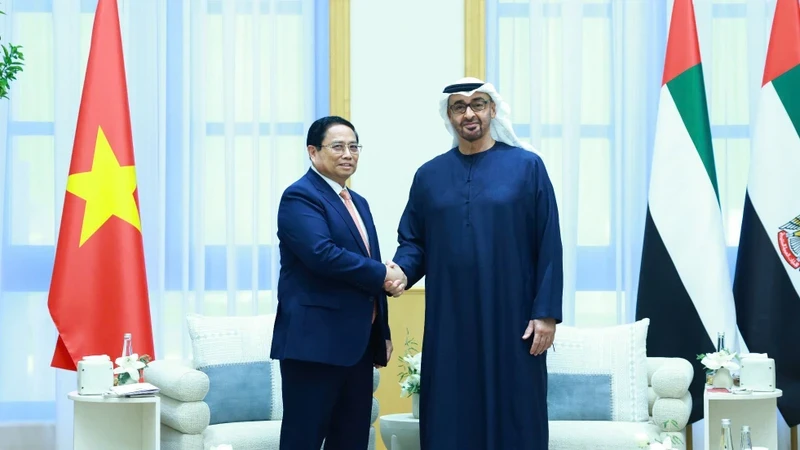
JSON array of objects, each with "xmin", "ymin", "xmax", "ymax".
[
  {"xmin": 0, "ymin": 0, "xmax": 319, "ymax": 448},
  {"xmin": 486, "ymin": 0, "xmax": 667, "ymax": 327},
  {"xmin": 487, "ymin": 0, "xmax": 784, "ymax": 447}
]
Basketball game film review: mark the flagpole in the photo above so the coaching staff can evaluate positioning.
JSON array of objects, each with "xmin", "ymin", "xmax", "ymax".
[{"xmin": 685, "ymin": 426, "xmax": 692, "ymax": 450}]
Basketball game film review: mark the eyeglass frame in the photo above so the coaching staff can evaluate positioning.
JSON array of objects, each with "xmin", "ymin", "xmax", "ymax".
[
  {"xmin": 318, "ymin": 142, "xmax": 363, "ymax": 155},
  {"xmin": 448, "ymin": 97, "xmax": 493, "ymax": 115}
]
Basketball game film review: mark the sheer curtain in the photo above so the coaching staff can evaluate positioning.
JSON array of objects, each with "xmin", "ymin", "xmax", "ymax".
[
  {"xmin": 486, "ymin": 0, "xmax": 785, "ymax": 447},
  {"xmin": 0, "ymin": 0, "xmax": 322, "ymax": 448},
  {"xmin": 486, "ymin": 0, "xmax": 666, "ymax": 328}
]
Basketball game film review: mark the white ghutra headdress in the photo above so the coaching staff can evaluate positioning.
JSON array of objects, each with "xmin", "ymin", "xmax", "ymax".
[{"xmin": 438, "ymin": 77, "xmax": 538, "ymax": 154}]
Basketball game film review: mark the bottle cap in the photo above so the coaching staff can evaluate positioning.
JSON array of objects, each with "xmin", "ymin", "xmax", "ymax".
[
  {"xmin": 124, "ymin": 333, "xmax": 132, "ymax": 339},
  {"xmin": 722, "ymin": 419, "xmax": 731, "ymax": 426},
  {"xmin": 742, "ymin": 425, "xmax": 750, "ymax": 432}
]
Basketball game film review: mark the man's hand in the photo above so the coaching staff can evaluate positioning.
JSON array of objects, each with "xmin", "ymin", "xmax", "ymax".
[
  {"xmin": 522, "ymin": 318, "xmax": 556, "ymax": 356},
  {"xmin": 375, "ymin": 340, "xmax": 393, "ymax": 369},
  {"xmin": 383, "ymin": 260, "xmax": 407, "ymax": 297}
]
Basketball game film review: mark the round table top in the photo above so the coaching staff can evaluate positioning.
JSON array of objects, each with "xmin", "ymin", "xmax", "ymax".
[
  {"xmin": 380, "ymin": 413, "xmax": 419, "ymax": 423},
  {"xmin": 68, "ymin": 391, "xmax": 159, "ymax": 404},
  {"xmin": 704, "ymin": 388, "xmax": 782, "ymax": 400}
]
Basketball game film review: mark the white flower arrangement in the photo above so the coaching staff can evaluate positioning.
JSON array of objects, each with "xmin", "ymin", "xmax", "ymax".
[
  {"xmin": 397, "ymin": 331, "xmax": 421, "ymax": 397},
  {"xmin": 697, "ymin": 349, "xmax": 740, "ymax": 375},
  {"xmin": 113, "ymin": 353, "xmax": 150, "ymax": 386}
]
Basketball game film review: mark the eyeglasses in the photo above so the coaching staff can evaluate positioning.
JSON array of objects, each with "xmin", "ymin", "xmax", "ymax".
[
  {"xmin": 449, "ymin": 98, "xmax": 491, "ymax": 115},
  {"xmin": 320, "ymin": 143, "xmax": 362, "ymax": 155}
]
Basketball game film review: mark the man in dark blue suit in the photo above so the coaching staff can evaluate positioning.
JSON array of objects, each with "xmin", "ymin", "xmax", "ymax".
[{"xmin": 271, "ymin": 116, "xmax": 407, "ymax": 450}]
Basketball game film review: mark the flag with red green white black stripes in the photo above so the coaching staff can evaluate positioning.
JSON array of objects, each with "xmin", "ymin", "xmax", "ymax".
[
  {"xmin": 733, "ymin": 0, "xmax": 800, "ymax": 428},
  {"xmin": 635, "ymin": 0, "xmax": 746, "ymax": 424}
]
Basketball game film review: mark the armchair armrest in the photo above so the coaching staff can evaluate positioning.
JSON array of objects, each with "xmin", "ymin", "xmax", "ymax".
[
  {"xmin": 147, "ymin": 359, "xmax": 211, "ymax": 436},
  {"xmin": 147, "ymin": 359, "xmax": 209, "ymax": 402},
  {"xmin": 647, "ymin": 357, "xmax": 693, "ymax": 432}
]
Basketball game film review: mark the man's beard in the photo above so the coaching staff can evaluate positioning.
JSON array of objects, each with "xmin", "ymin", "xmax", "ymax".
[{"xmin": 458, "ymin": 120, "xmax": 484, "ymax": 142}]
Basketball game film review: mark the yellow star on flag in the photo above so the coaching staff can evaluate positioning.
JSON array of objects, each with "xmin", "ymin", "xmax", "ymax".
[{"xmin": 66, "ymin": 126, "xmax": 141, "ymax": 246}]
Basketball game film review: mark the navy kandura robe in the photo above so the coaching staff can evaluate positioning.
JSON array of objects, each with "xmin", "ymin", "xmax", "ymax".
[{"xmin": 393, "ymin": 141, "xmax": 564, "ymax": 450}]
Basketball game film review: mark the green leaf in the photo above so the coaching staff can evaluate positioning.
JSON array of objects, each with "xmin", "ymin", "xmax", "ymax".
[
  {"xmin": 117, "ymin": 372, "xmax": 131, "ymax": 385},
  {"xmin": 0, "ymin": 32, "xmax": 25, "ymax": 100}
]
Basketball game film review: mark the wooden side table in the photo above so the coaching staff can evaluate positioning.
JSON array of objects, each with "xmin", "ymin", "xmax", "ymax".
[
  {"xmin": 379, "ymin": 413, "xmax": 420, "ymax": 450},
  {"xmin": 68, "ymin": 391, "xmax": 160, "ymax": 450},
  {"xmin": 703, "ymin": 388, "xmax": 782, "ymax": 450}
]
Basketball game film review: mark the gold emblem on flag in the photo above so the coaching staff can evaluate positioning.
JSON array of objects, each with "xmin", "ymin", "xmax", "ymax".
[{"xmin": 778, "ymin": 215, "xmax": 800, "ymax": 269}]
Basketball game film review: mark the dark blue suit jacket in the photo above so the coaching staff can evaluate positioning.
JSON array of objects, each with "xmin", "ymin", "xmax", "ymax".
[{"xmin": 270, "ymin": 168, "xmax": 391, "ymax": 367}]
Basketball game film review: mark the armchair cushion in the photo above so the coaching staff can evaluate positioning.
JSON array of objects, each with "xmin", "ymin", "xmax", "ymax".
[
  {"xmin": 147, "ymin": 359, "xmax": 209, "ymax": 402},
  {"xmin": 186, "ymin": 314, "xmax": 284, "ymax": 425},
  {"xmin": 204, "ymin": 420, "xmax": 282, "ymax": 450},
  {"xmin": 161, "ymin": 424, "xmax": 204, "ymax": 450},
  {"xmin": 547, "ymin": 318, "xmax": 650, "ymax": 422},
  {"xmin": 548, "ymin": 420, "xmax": 666, "ymax": 450}
]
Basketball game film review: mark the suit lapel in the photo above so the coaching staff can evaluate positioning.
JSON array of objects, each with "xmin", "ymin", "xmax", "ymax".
[
  {"xmin": 306, "ymin": 170, "xmax": 370, "ymax": 257},
  {"xmin": 351, "ymin": 194, "xmax": 378, "ymax": 261}
]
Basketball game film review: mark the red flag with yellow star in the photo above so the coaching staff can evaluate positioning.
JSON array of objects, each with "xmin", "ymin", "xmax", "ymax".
[{"xmin": 48, "ymin": 0, "xmax": 154, "ymax": 371}]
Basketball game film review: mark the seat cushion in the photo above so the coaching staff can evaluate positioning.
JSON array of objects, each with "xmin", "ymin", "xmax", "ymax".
[
  {"xmin": 204, "ymin": 421, "xmax": 377, "ymax": 450},
  {"xmin": 161, "ymin": 424, "xmax": 204, "ymax": 450},
  {"xmin": 548, "ymin": 420, "xmax": 668, "ymax": 450},
  {"xmin": 204, "ymin": 421, "xmax": 282, "ymax": 450}
]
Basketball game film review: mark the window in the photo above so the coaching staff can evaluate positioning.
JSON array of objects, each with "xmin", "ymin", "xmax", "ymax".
[
  {"xmin": 487, "ymin": 0, "xmax": 620, "ymax": 326},
  {"xmin": 706, "ymin": 1, "xmax": 751, "ymax": 266},
  {"xmin": 486, "ymin": 0, "xmax": 754, "ymax": 327},
  {"xmin": 0, "ymin": 0, "xmax": 327, "ymax": 423}
]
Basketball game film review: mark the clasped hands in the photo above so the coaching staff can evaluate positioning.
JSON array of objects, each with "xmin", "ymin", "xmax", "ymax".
[{"xmin": 383, "ymin": 260, "xmax": 407, "ymax": 297}]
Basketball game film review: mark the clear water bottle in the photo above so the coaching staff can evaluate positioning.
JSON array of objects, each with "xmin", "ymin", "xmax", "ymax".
[
  {"xmin": 122, "ymin": 332, "xmax": 133, "ymax": 359},
  {"xmin": 740, "ymin": 425, "xmax": 753, "ymax": 450},
  {"xmin": 717, "ymin": 332, "xmax": 726, "ymax": 352},
  {"xmin": 120, "ymin": 332, "xmax": 141, "ymax": 382},
  {"xmin": 719, "ymin": 418, "xmax": 734, "ymax": 450}
]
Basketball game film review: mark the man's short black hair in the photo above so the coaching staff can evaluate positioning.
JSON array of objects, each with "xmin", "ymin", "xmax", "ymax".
[{"xmin": 306, "ymin": 116, "xmax": 359, "ymax": 147}]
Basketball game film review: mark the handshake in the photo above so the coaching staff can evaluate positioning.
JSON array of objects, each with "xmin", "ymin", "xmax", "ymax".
[{"xmin": 383, "ymin": 260, "xmax": 407, "ymax": 298}]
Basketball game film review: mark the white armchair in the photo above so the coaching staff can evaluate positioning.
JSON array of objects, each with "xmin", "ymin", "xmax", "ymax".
[
  {"xmin": 546, "ymin": 319, "xmax": 693, "ymax": 450},
  {"xmin": 548, "ymin": 356, "xmax": 693, "ymax": 449},
  {"xmin": 145, "ymin": 314, "xmax": 380, "ymax": 450}
]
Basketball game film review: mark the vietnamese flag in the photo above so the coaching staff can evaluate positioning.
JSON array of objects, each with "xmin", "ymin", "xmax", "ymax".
[{"xmin": 48, "ymin": 0, "xmax": 155, "ymax": 371}]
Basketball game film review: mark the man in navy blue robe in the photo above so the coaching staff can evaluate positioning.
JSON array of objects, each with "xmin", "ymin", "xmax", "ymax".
[{"xmin": 389, "ymin": 78, "xmax": 564, "ymax": 450}]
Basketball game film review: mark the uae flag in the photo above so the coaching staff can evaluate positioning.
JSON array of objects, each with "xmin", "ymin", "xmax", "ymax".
[
  {"xmin": 48, "ymin": 0, "xmax": 155, "ymax": 371},
  {"xmin": 635, "ymin": 0, "xmax": 744, "ymax": 423},
  {"xmin": 733, "ymin": 0, "xmax": 800, "ymax": 428}
]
